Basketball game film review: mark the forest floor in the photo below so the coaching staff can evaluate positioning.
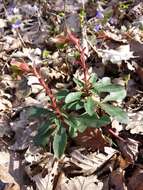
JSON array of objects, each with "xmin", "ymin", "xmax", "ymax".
[{"xmin": 0, "ymin": 0, "xmax": 143, "ymax": 189}]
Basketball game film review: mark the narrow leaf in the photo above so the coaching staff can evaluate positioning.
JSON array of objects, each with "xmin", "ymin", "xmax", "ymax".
[
  {"xmin": 95, "ymin": 84, "xmax": 124, "ymax": 93},
  {"xmin": 95, "ymin": 77, "xmax": 111, "ymax": 89},
  {"xmin": 28, "ymin": 107, "xmax": 53, "ymax": 117},
  {"xmin": 103, "ymin": 88, "xmax": 126, "ymax": 102},
  {"xmin": 69, "ymin": 126, "xmax": 78, "ymax": 138},
  {"xmin": 10, "ymin": 59, "xmax": 31, "ymax": 72},
  {"xmin": 89, "ymin": 73, "xmax": 98, "ymax": 84},
  {"xmin": 84, "ymin": 97, "xmax": 95, "ymax": 116},
  {"xmin": 94, "ymin": 83, "xmax": 126, "ymax": 102},
  {"xmin": 65, "ymin": 92, "xmax": 82, "ymax": 104},
  {"xmin": 53, "ymin": 127, "xmax": 67, "ymax": 158},
  {"xmin": 73, "ymin": 78, "xmax": 84, "ymax": 87},
  {"xmin": 65, "ymin": 101, "xmax": 84, "ymax": 110},
  {"xmin": 38, "ymin": 122, "xmax": 51, "ymax": 136},
  {"xmin": 101, "ymin": 103, "xmax": 128, "ymax": 124},
  {"xmin": 34, "ymin": 125, "xmax": 56, "ymax": 146}
]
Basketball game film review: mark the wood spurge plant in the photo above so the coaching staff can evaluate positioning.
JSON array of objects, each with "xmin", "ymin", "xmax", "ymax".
[{"xmin": 11, "ymin": 30, "xmax": 128, "ymax": 159}]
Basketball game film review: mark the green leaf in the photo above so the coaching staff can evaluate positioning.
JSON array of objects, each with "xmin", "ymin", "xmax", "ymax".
[
  {"xmin": 66, "ymin": 101, "xmax": 84, "ymax": 110},
  {"xmin": 34, "ymin": 133, "xmax": 49, "ymax": 147},
  {"xmin": 77, "ymin": 114, "xmax": 110, "ymax": 129},
  {"xmin": 28, "ymin": 107, "xmax": 53, "ymax": 117},
  {"xmin": 89, "ymin": 73, "xmax": 98, "ymax": 84},
  {"xmin": 84, "ymin": 97, "xmax": 95, "ymax": 116},
  {"xmin": 42, "ymin": 50, "xmax": 50, "ymax": 58},
  {"xmin": 56, "ymin": 89, "xmax": 69, "ymax": 100},
  {"xmin": 73, "ymin": 78, "xmax": 84, "ymax": 87},
  {"xmin": 69, "ymin": 126, "xmax": 78, "ymax": 138},
  {"xmin": 95, "ymin": 77, "xmax": 111, "ymax": 88},
  {"xmin": 76, "ymin": 113, "xmax": 99, "ymax": 132},
  {"xmin": 94, "ymin": 83, "xmax": 126, "ymax": 102},
  {"xmin": 53, "ymin": 126, "xmax": 67, "ymax": 158},
  {"xmin": 54, "ymin": 118, "xmax": 61, "ymax": 129},
  {"xmin": 65, "ymin": 117, "xmax": 78, "ymax": 137},
  {"xmin": 66, "ymin": 113, "xmax": 109, "ymax": 132},
  {"xmin": 93, "ymin": 115, "xmax": 111, "ymax": 128},
  {"xmin": 65, "ymin": 92, "xmax": 82, "ymax": 104},
  {"xmin": 34, "ymin": 124, "xmax": 56, "ymax": 146},
  {"xmin": 95, "ymin": 84, "xmax": 124, "ymax": 93},
  {"xmin": 38, "ymin": 122, "xmax": 52, "ymax": 136},
  {"xmin": 65, "ymin": 115, "xmax": 88, "ymax": 133},
  {"xmin": 74, "ymin": 118, "xmax": 87, "ymax": 132},
  {"xmin": 100, "ymin": 103, "xmax": 129, "ymax": 124},
  {"xmin": 103, "ymin": 88, "xmax": 126, "ymax": 102}
]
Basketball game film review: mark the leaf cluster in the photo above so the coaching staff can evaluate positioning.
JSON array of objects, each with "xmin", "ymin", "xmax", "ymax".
[
  {"xmin": 13, "ymin": 31, "xmax": 128, "ymax": 159},
  {"xmin": 28, "ymin": 72, "xmax": 128, "ymax": 158}
]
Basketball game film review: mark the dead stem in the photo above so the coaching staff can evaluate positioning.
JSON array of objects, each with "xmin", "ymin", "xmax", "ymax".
[{"xmin": 108, "ymin": 128, "xmax": 126, "ymax": 142}]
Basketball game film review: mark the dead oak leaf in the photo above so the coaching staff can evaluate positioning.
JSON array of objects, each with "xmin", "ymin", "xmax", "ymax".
[
  {"xmin": 109, "ymin": 168, "xmax": 127, "ymax": 190},
  {"xmin": 97, "ymin": 45, "xmax": 135, "ymax": 65},
  {"xmin": 56, "ymin": 175, "xmax": 103, "ymax": 190},
  {"xmin": 75, "ymin": 128, "xmax": 108, "ymax": 151},
  {"xmin": 0, "ymin": 165, "xmax": 20, "ymax": 190},
  {"xmin": 66, "ymin": 147, "xmax": 117, "ymax": 176},
  {"xmin": 117, "ymin": 138, "xmax": 139, "ymax": 163},
  {"xmin": 127, "ymin": 166, "xmax": 143, "ymax": 190},
  {"xmin": 102, "ymin": 167, "xmax": 127, "ymax": 190},
  {"xmin": 126, "ymin": 111, "xmax": 143, "ymax": 134}
]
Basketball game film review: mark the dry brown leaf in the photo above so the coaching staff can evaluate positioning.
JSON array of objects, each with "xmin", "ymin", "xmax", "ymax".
[
  {"xmin": 0, "ymin": 165, "xmax": 20, "ymax": 190},
  {"xmin": 56, "ymin": 175, "xmax": 103, "ymax": 190},
  {"xmin": 0, "ymin": 150, "xmax": 25, "ymax": 188},
  {"xmin": 97, "ymin": 44, "xmax": 134, "ymax": 65},
  {"xmin": 130, "ymin": 40, "xmax": 143, "ymax": 59},
  {"xmin": 0, "ymin": 151, "xmax": 10, "ymax": 169},
  {"xmin": 3, "ymin": 184, "xmax": 20, "ymax": 190},
  {"xmin": 109, "ymin": 168, "xmax": 127, "ymax": 190},
  {"xmin": 134, "ymin": 65, "xmax": 143, "ymax": 84},
  {"xmin": 117, "ymin": 138, "xmax": 139, "ymax": 163},
  {"xmin": 0, "ymin": 90, "xmax": 12, "ymax": 112},
  {"xmin": 3, "ymin": 37, "xmax": 22, "ymax": 52},
  {"xmin": 126, "ymin": 111, "xmax": 143, "ymax": 134},
  {"xmin": 65, "ymin": 147, "xmax": 117, "ymax": 176},
  {"xmin": 54, "ymin": 0, "xmax": 85, "ymax": 12},
  {"xmin": 103, "ymin": 30, "xmax": 127, "ymax": 43},
  {"xmin": 0, "ymin": 119, "xmax": 10, "ymax": 138},
  {"xmin": 75, "ymin": 128, "xmax": 108, "ymax": 151},
  {"xmin": 127, "ymin": 165, "xmax": 143, "ymax": 190},
  {"xmin": 10, "ymin": 109, "xmax": 31, "ymax": 150},
  {"xmin": 102, "ymin": 168, "xmax": 127, "ymax": 190},
  {"xmin": 25, "ymin": 161, "xmax": 57, "ymax": 190},
  {"xmin": 25, "ymin": 150, "xmax": 56, "ymax": 190}
]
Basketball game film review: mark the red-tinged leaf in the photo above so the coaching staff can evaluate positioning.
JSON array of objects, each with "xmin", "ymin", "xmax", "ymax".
[
  {"xmin": 10, "ymin": 58, "xmax": 31, "ymax": 72},
  {"xmin": 51, "ymin": 34, "xmax": 68, "ymax": 44},
  {"xmin": 66, "ymin": 29, "xmax": 79, "ymax": 46}
]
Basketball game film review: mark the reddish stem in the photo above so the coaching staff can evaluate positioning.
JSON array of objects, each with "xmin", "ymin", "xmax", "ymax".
[
  {"xmin": 107, "ymin": 128, "xmax": 126, "ymax": 142},
  {"xmin": 66, "ymin": 31, "xmax": 88, "ymax": 84},
  {"xmin": 32, "ymin": 67, "xmax": 62, "ymax": 117},
  {"xmin": 79, "ymin": 47, "xmax": 88, "ymax": 84}
]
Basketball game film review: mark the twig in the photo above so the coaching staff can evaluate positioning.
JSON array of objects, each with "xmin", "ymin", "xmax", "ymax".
[{"xmin": 107, "ymin": 128, "xmax": 126, "ymax": 142}]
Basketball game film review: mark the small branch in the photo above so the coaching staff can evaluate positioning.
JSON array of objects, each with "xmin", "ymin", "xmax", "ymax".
[{"xmin": 107, "ymin": 128, "xmax": 126, "ymax": 142}]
